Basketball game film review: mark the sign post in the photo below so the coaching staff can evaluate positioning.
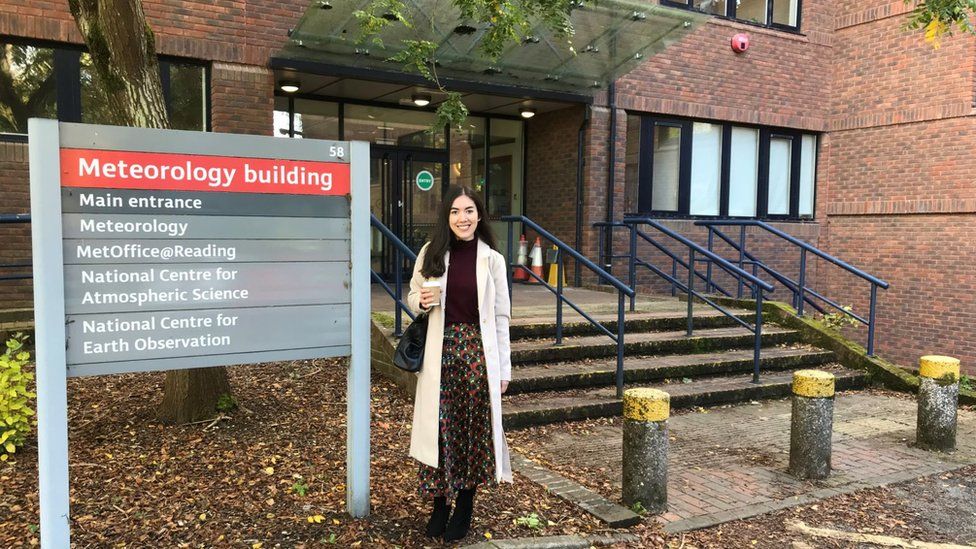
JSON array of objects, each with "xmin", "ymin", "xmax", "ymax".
[{"xmin": 29, "ymin": 119, "xmax": 371, "ymax": 545}]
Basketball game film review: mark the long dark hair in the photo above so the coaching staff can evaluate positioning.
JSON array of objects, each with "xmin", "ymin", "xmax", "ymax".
[{"xmin": 420, "ymin": 185, "xmax": 497, "ymax": 278}]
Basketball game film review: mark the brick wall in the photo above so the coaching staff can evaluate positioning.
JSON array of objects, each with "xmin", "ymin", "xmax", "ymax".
[
  {"xmin": 0, "ymin": 142, "xmax": 32, "ymax": 308},
  {"xmin": 617, "ymin": 1, "xmax": 832, "ymax": 132},
  {"xmin": 821, "ymin": 3, "xmax": 976, "ymax": 373},
  {"xmin": 525, "ymin": 106, "xmax": 583, "ymax": 247},
  {"xmin": 210, "ymin": 62, "xmax": 274, "ymax": 136},
  {"xmin": 0, "ymin": 0, "xmax": 305, "ymax": 64},
  {"xmin": 822, "ymin": 215, "xmax": 976, "ymax": 374}
]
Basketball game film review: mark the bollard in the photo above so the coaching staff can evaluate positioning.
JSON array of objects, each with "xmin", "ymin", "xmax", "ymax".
[
  {"xmin": 621, "ymin": 388, "xmax": 669, "ymax": 513},
  {"xmin": 789, "ymin": 370, "xmax": 835, "ymax": 480},
  {"xmin": 916, "ymin": 355, "xmax": 960, "ymax": 452}
]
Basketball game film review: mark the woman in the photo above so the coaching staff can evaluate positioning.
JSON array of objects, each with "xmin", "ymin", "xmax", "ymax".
[{"xmin": 407, "ymin": 185, "xmax": 513, "ymax": 542}]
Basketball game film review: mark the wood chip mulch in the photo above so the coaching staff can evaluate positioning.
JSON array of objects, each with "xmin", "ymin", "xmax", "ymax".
[{"xmin": 0, "ymin": 359, "xmax": 658, "ymax": 547}]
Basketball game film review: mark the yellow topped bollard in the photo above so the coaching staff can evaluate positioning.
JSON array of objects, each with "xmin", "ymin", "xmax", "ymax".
[
  {"xmin": 623, "ymin": 388, "xmax": 670, "ymax": 422},
  {"xmin": 789, "ymin": 370, "xmax": 835, "ymax": 480},
  {"xmin": 916, "ymin": 355, "xmax": 961, "ymax": 452},
  {"xmin": 621, "ymin": 388, "xmax": 669, "ymax": 514},
  {"xmin": 792, "ymin": 369, "xmax": 836, "ymax": 398},
  {"xmin": 919, "ymin": 355, "xmax": 960, "ymax": 381}
]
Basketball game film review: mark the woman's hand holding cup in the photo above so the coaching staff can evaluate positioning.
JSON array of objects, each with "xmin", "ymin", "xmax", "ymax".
[{"xmin": 420, "ymin": 280, "xmax": 441, "ymax": 309}]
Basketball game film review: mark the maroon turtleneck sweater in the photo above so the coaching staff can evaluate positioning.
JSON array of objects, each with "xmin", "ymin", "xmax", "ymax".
[{"xmin": 445, "ymin": 237, "xmax": 479, "ymax": 324}]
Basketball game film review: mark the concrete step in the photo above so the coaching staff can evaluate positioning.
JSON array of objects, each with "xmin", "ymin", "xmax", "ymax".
[
  {"xmin": 509, "ymin": 309, "xmax": 763, "ymax": 339},
  {"xmin": 502, "ymin": 364, "xmax": 867, "ymax": 429},
  {"xmin": 508, "ymin": 346, "xmax": 835, "ymax": 394},
  {"xmin": 510, "ymin": 326, "xmax": 801, "ymax": 365}
]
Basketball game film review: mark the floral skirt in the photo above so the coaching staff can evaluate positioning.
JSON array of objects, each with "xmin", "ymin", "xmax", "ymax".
[{"xmin": 418, "ymin": 322, "xmax": 495, "ymax": 498}]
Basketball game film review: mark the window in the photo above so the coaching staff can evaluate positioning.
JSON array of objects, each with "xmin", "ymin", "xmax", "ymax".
[
  {"xmin": 624, "ymin": 114, "xmax": 641, "ymax": 211},
  {"xmin": 690, "ymin": 122, "xmax": 722, "ymax": 216},
  {"xmin": 627, "ymin": 115, "xmax": 817, "ymax": 220},
  {"xmin": 450, "ymin": 117, "xmax": 486, "ymax": 201},
  {"xmin": 798, "ymin": 134, "xmax": 816, "ymax": 217},
  {"xmin": 650, "ymin": 124, "xmax": 682, "ymax": 212},
  {"xmin": 736, "ymin": 0, "xmax": 768, "ymax": 24},
  {"xmin": 1, "ymin": 40, "xmax": 209, "ymax": 137},
  {"xmin": 344, "ymin": 104, "xmax": 445, "ymax": 148},
  {"xmin": 289, "ymin": 98, "xmax": 340, "ymax": 140},
  {"xmin": 693, "ymin": 0, "xmax": 726, "ymax": 16},
  {"xmin": 487, "ymin": 119, "xmax": 522, "ymax": 217},
  {"xmin": 0, "ymin": 43, "xmax": 57, "ymax": 134},
  {"xmin": 767, "ymin": 135, "xmax": 792, "ymax": 216},
  {"xmin": 166, "ymin": 62, "xmax": 207, "ymax": 131},
  {"xmin": 275, "ymin": 97, "xmax": 525, "ymax": 222},
  {"xmin": 664, "ymin": 0, "xmax": 801, "ymax": 30},
  {"xmin": 728, "ymin": 127, "xmax": 759, "ymax": 217}
]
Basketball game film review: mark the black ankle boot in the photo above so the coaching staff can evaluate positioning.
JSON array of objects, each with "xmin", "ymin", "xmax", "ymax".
[
  {"xmin": 424, "ymin": 496, "xmax": 451, "ymax": 538},
  {"xmin": 443, "ymin": 488, "xmax": 476, "ymax": 542}
]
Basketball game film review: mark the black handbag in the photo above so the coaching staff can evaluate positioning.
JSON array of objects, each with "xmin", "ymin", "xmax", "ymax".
[{"xmin": 393, "ymin": 312, "xmax": 428, "ymax": 373}]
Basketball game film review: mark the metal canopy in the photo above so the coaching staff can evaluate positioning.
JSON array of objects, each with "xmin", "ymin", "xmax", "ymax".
[{"xmin": 279, "ymin": 0, "xmax": 706, "ymax": 94}]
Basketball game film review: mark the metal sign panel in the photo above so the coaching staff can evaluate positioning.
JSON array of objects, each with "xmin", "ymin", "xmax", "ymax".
[
  {"xmin": 55, "ymin": 134, "xmax": 353, "ymax": 376},
  {"xmin": 29, "ymin": 120, "xmax": 372, "ymax": 545}
]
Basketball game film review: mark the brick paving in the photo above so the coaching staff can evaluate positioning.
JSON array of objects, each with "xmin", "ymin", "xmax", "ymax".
[{"xmin": 522, "ymin": 392, "xmax": 976, "ymax": 533}]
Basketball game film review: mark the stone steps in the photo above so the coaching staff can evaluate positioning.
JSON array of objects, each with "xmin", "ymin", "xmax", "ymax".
[
  {"xmin": 502, "ymin": 365, "xmax": 868, "ymax": 429},
  {"xmin": 510, "ymin": 326, "xmax": 800, "ymax": 364},
  {"xmin": 508, "ymin": 346, "xmax": 835, "ymax": 394},
  {"xmin": 509, "ymin": 309, "xmax": 761, "ymax": 339}
]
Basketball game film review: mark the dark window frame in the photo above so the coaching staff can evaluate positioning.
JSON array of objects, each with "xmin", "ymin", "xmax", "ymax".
[
  {"xmin": 660, "ymin": 0, "xmax": 802, "ymax": 33},
  {"xmin": 0, "ymin": 37, "xmax": 211, "ymax": 141},
  {"xmin": 631, "ymin": 113, "xmax": 817, "ymax": 222}
]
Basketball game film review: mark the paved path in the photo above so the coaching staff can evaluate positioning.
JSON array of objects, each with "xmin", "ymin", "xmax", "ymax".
[{"xmin": 525, "ymin": 392, "xmax": 976, "ymax": 533}]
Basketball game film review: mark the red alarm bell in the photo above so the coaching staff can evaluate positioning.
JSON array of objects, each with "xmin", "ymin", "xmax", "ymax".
[{"xmin": 731, "ymin": 33, "xmax": 750, "ymax": 53}]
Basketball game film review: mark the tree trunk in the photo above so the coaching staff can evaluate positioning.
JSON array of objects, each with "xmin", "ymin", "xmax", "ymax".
[
  {"xmin": 68, "ymin": 0, "xmax": 170, "ymax": 128},
  {"xmin": 156, "ymin": 368, "xmax": 233, "ymax": 425},
  {"xmin": 69, "ymin": 0, "xmax": 232, "ymax": 424}
]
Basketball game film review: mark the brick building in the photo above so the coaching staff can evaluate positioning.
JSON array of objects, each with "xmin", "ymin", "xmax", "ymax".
[{"xmin": 1, "ymin": 1, "xmax": 973, "ymax": 373}]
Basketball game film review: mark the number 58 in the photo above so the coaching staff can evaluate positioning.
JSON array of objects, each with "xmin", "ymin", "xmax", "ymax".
[{"xmin": 329, "ymin": 145, "xmax": 345, "ymax": 157}]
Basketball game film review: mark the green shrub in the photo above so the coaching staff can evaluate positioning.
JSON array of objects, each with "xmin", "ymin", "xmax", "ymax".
[
  {"xmin": 817, "ymin": 305, "xmax": 860, "ymax": 331},
  {"xmin": 0, "ymin": 335, "xmax": 35, "ymax": 461},
  {"xmin": 216, "ymin": 393, "xmax": 237, "ymax": 413}
]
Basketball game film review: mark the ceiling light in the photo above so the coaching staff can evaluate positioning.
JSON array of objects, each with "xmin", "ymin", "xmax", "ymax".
[
  {"xmin": 279, "ymin": 80, "xmax": 300, "ymax": 93},
  {"xmin": 519, "ymin": 107, "xmax": 536, "ymax": 119},
  {"xmin": 412, "ymin": 94, "xmax": 431, "ymax": 107}
]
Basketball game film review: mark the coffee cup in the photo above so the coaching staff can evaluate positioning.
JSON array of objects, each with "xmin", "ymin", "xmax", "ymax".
[{"xmin": 422, "ymin": 280, "xmax": 441, "ymax": 307}]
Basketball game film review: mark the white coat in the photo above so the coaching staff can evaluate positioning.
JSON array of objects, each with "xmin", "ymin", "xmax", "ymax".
[{"xmin": 406, "ymin": 238, "xmax": 513, "ymax": 484}]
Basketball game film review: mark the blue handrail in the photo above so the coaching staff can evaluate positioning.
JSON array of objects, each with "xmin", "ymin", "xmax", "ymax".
[
  {"xmin": 595, "ymin": 221, "xmax": 732, "ymax": 300},
  {"xmin": 621, "ymin": 216, "xmax": 774, "ymax": 383},
  {"xmin": 501, "ymin": 215, "xmax": 634, "ymax": 397},
  {"xmin": 696, "ymin": 220, "xmax": 889, "ymax": 356},
  {"xmin": 0, "ymin": 214, "xmax": 31, "ymax": 281},
  {"xmin": 370, "ymin": 214, "xmax": 417, "ymax": 337},
  {"xmin": 0, "ymin": 214, "xmax": 30, "ymax": 224}
]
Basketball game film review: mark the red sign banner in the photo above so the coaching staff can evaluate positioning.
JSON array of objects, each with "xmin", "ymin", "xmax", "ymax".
[{"xmin": 60, "ymin": 149, "xmax": 350, "ymax": 196}]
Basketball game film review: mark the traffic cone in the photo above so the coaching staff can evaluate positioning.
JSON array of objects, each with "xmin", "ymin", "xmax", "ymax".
[
  {"xmin": 547, "ymin": 245, "xmax": 566, "ymax": 287},
  {"xmin": 513, "ymin": 234, "xmax": 529, "ymax": 282},
  {"xmin": 528, "ymin": 237, "xmax": 544, "ymax": 284}
]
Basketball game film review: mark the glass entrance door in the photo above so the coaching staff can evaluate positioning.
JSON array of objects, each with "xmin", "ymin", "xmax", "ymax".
[{"xmin": 370, "ymin": 149, "xmax": 447, "ymax": 278}]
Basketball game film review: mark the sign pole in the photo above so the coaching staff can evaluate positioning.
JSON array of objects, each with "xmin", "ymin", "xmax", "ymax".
[
  {"xmin": 346, "ymin": 141, "xmax": 371, "ymax": 517},
  {"xmin": 29, "ymin": 118, "xmax": 72, "ymax": 547}
]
